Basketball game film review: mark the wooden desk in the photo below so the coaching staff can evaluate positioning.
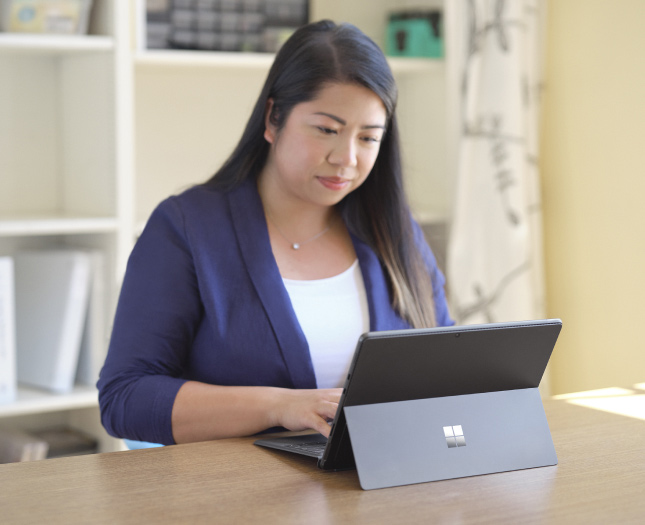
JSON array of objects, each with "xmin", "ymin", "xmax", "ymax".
[{"xmin": 1, "ymin": 391, "xmax": 644, "ymax": 524}]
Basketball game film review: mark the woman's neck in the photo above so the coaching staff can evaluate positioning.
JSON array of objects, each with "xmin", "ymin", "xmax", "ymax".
[
  {"xmin": 256, "ymin": 171, "xmax": 356, "ymax": 280},
  {"xmin": 256, "ymin": 174, "xmax": 336, "ymax": 240}
]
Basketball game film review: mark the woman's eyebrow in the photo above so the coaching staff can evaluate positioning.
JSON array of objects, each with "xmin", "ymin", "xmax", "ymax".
[{"xmin": 313, "ymin": 112, "xmax": 386, "ymax": 130}]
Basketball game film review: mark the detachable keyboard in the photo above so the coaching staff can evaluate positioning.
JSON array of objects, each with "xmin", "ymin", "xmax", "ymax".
[{"xmin": 254, "ymin": 433, "xmax": 327, "ymax": 459}]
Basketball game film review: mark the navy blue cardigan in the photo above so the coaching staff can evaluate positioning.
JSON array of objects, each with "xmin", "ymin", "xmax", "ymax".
[{"xmin": 98, "ymin": 180, "xmax": 453, "ymax": 445}]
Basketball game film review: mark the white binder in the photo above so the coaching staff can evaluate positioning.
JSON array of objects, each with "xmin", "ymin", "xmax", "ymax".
[
  {"xmin": 75, "ymin": 251, "xmax": 108, "ymax": 387},
  {"xmin": 14, "ymin": 250, "xmax": 91, "ymax": 393},
  {"xmin": 0, "ymin": 257, "xmax": 17, "ymax": 404}
]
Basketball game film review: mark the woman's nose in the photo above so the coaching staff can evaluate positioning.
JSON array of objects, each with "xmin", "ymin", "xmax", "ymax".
[{"xmin": 327, "ymin": 138, "xmax": 358, "ymax": 168}]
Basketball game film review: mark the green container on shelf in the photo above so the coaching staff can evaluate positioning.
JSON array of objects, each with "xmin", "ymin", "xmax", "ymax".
[{"xmin": 385, "ymin": 10, "xmax": 443, "ymax": 58}]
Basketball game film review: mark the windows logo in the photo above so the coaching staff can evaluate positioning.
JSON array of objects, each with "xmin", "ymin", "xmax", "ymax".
[{"xmin": 443, "ymin": 425, "xmax": 466, "ymax": 448}]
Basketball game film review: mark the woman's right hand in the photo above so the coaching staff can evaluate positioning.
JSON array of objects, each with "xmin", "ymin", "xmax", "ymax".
[
  {"xmin": 172, "ymin": 382, "xmax": 343, "ymax": 443},
  {"xmin": 270, "ymin": 388, "xmax": 343, "ymax": 438}
]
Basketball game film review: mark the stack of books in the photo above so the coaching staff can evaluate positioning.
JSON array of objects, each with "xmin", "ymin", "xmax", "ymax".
[
  {"xmin": 146, "ymin": 0, "xmax": 309, "ymax": 52},
  {"xmin": 0, "ymin": 426, "xmax": 98, "ymax": 464},
  {"xmin": 0, "ymin": 428, "xmax": 48, "ymax": 463},
  {"xmin": 31, "ymin": 426, "xmax": 99, "ymax": 458}
]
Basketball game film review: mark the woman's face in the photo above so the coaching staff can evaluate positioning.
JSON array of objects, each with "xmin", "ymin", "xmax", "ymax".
[{"xmin": 262, "ymin": 82, "xmax": 387, "ymax": 209}]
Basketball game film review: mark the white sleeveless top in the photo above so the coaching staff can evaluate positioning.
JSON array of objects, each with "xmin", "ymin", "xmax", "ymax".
[{"xmin": 282, "ymin": 259, "xmax": 370, "ymax": 389}]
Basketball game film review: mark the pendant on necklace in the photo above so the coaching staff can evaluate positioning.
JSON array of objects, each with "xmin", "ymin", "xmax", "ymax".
[{"xmin": 292, "ymin": 243, "xmax": 300, "ymax": 250}]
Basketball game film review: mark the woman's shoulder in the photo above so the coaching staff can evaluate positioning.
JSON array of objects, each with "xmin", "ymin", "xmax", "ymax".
[
  {"xmin": 153, "ymin": 183, "xmax": 236, "ymax": 223},
  {"xmin": 166, "ymin": 180, "xmax": 257, "ymax": 212},
  {"xmin": 139, "ymin": 184, "xmax": 229, "ymax": 240},
  {"xmin": 167, "ymin": 183, "xmax": 227, "ymax": 208},
  {"xmin": 146, "ymin": 180, "xmax": 260, "ymax": 242}
]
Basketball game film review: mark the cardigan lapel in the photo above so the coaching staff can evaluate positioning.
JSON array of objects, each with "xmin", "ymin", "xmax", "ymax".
[
  {"xmin": 227, "ymin": 180, "xmax": 317, "ymax": 389},
  {"xmin": 351, "ymin": 233, "xmax": 411, "ymax": 332}
]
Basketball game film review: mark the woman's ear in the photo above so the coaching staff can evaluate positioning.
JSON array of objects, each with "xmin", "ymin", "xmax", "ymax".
[{"xmin": 264, "ymin": 98, "xmax": 277, "ymax": 144}]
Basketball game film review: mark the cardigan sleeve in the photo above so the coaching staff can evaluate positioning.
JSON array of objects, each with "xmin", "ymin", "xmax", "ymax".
[
  {"xmin": 411, "ymin": 219, "xmax": 455, "ymax": 327},
  {"xmin": 97, "ymin": 197, "xmax": 202, "ymax": 445}
]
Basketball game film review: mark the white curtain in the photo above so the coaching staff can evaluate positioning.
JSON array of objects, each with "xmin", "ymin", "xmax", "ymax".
[{"xmin": 447, "ymin": 0, "xmax": 546, "ymax": 325}]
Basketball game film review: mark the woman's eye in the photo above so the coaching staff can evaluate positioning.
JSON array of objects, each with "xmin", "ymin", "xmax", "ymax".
[
  {"xmin": 317, "ymin": 127, "xmax": 337, "ymax": 135},
  {"xmin": 361, "ymin": 136, "xmax": 381, "ymax": 144}
]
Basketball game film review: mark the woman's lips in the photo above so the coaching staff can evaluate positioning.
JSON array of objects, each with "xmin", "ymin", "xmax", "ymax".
[{"xmin": 317, "ymin": 176, "xmax": 351, "ymax": 191}]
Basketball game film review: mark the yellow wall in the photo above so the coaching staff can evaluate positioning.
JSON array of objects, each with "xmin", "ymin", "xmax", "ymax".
[{"xmin": 542, "ymin": 0, "xmax": 645, "ymax": 394}]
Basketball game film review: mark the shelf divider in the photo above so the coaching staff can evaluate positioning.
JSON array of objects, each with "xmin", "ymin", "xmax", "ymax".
[
  {"xmin": 0, "ymin": 385, "xmax": 98, "ymax": 418},
  {"xmin": 0, "ymin": 34, "xmax": 114, "ymax": 55},
  {"xmin": 135, "ymin": 49, "xmax": 275, "ymax": 69},
  {"xmin": 134, "ymin": 49, "xmax": 444, "ymax": 75},
  {"xmin": 0, "ymin": 215, "xmax": 119, "ymax": 237}
]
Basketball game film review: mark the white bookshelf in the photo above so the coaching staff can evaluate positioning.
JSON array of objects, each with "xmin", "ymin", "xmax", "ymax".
[
  {"xmin": 0, "ymin": 1, "xmax": 132, "ymax": 454},
  {"xmin": 133, "ymin": 0, "xmax": 451, "ymax": 227},
  {"xmin": 0, "ymin": 0, "xmax": 456, "ymax": 458}
]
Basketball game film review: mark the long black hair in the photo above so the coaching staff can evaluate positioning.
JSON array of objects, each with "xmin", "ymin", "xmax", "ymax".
[{"xmin": 204, "ymin": 20, "xmax": 436, "ymax": 327}]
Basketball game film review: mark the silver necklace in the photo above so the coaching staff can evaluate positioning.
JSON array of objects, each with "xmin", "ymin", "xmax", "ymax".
[{"xmin": 267, "ymin": 213, "xmax": 332, "ymax": 250}]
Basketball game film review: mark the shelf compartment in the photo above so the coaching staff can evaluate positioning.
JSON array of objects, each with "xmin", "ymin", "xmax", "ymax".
[
  {"xmin": 0, "ymin": 385, "xmax": 98, "ymax": 418},
  {"xmin": 0, "ymin": 34, "xmax": 114, "ymax": 55},
  {"xmin": 0, "ymin": 214, "xmax": 118, "ymax": 237},
  {"xmin": 1, "ymin": 52, "xmax": 117, "ymax": 220}
]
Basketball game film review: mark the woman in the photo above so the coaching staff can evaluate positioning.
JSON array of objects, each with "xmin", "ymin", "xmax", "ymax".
[{"xmin": 98, "ymin": 20, "xmax": 453, "ymax": 447}]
